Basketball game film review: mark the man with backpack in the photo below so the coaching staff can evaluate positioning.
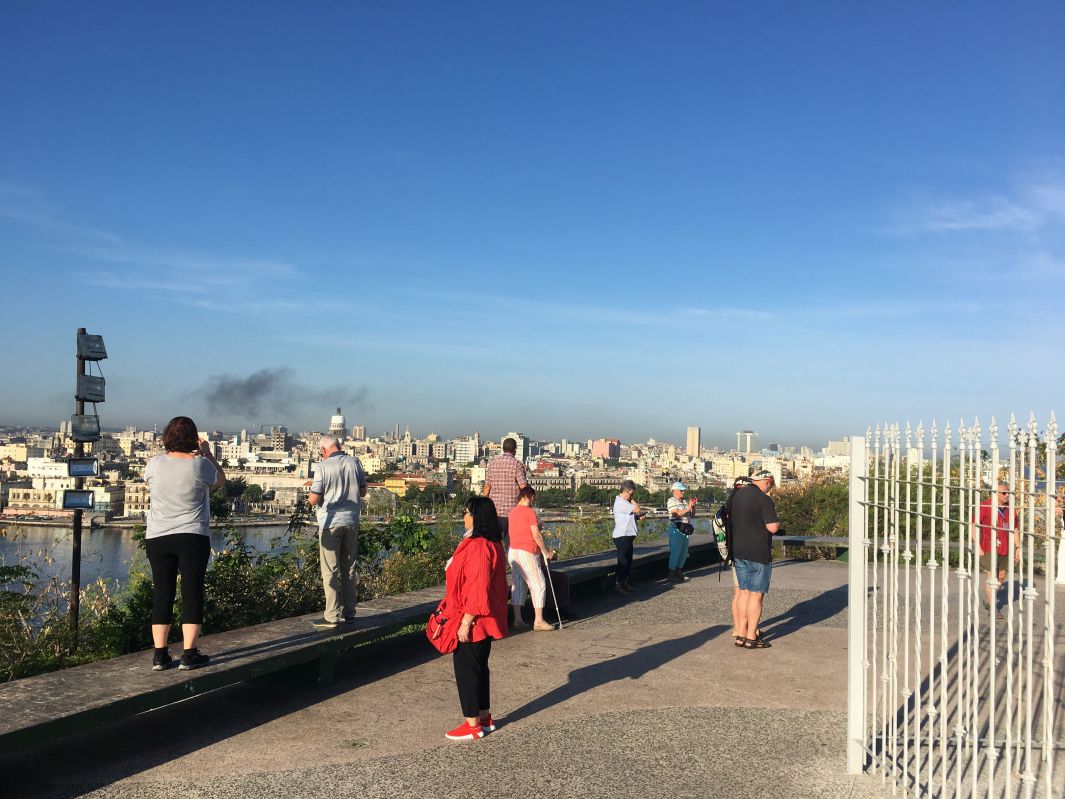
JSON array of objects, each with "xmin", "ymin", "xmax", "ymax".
[
  {"xmin": 716, "ymin": 475, "xmax": 752, "ymax": 643},
  {"xmin": 729, "ymin": 469, "xmax": 781, "ymax": 649}
]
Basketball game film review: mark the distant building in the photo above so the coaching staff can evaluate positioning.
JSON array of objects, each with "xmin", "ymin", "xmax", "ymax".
[
  {"xmin": 0, "ymin": 443, "xmax": 45, "ymax": 461},
  {"xmin": 529, "ymin": 474, "xmax": 574, "ymax": 492},
  {"xmin": 124, "ymin": 481, "xmax": 150, "ymax": 517},
  {"xmin": 451, "ymin": 434, "xmax": 480, "ymax": 464},
  {"xmin": 736, "ymin": 430, "xmax": 757, "ymax": 454},
  {"xmin": 823, "ymin": 437, "xmax": 850, "ymax": 457},
  {"xmin": 591, "ymin": 438, "xmax": 621, "ymax": 460},
  {"xmin": 686, "ymin": 426, "xmax": 701, "ymax": 457},
  {"xmin": 351, "ymin": 425, "xmax": 366, "ymax": 440},
  {"xmin": 269, "ymin": 426, "xmax": 290, "ymax": 452},
  {"xmin": 502, "ymin": 432, "xmax": 529, "ymax": 461}
]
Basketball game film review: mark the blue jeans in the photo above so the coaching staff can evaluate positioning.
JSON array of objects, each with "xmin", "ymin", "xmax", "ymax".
[
  {"xmin": 668, "ymin": 525, "xmax": 690, "ymax": 570},
  {"xmin": 734, "ymin": 558, "xmax": 772, "ymax": 593}
]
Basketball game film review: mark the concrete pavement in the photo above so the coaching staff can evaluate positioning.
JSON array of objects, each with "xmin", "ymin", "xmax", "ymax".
[{"xmin": 4, "ymin": 559, "xmax": 892, "ymax": 798}]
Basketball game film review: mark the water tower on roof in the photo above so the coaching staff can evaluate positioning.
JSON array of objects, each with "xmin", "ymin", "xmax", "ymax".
[{"xmin": 329, "ymin": 407, "xmax": 346, "ymax": 438}]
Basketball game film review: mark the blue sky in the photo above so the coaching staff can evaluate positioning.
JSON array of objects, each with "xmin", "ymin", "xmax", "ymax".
[{"xmin": 1, "ymin": 3, "xmax": 1062, "ymax": 449}]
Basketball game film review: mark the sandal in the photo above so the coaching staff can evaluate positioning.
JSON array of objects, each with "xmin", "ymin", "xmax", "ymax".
[
  {"xmin": 733, "ymin": 635, "xmax": 746, "ymax": 647},
  {"xmin": 743, "ymin": 636, "xmax": 771, "ymax": 649}
]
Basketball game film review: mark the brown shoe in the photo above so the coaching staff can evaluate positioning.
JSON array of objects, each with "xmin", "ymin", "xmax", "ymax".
[
  {"xmin": 533, "ymin": 621, "xmax": 556, "ymax": 631},
  {"xmin": 614, "ymin": 583, "xmax": 630, "ymax": 595}
]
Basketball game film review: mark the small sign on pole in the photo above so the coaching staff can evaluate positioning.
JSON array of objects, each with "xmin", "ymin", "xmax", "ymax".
[{"xmin": 69, "ymin": 327, "xmax": 106, "ymax": 652}]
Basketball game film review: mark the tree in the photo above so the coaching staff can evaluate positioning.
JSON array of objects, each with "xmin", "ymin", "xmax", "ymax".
[
  {"xmin": 223, "ymin": 478, "xmax": 247, "ymax": 499},
  {"xmin": 209, "ymin": 491, "xmax": 231, "ymax": 520},
  {"xmin": 536, "ymin": 488, "xmax": 573, "ymax": 508},
  {"xmin": 242, "ymin": 484, "xmax": 263, "ymax": 503}
]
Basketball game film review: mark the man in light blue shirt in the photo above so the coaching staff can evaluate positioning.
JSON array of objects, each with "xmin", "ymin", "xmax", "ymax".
[{"xmin": 308, "ymin": 434, "xmax": 367, "ymax": 628}]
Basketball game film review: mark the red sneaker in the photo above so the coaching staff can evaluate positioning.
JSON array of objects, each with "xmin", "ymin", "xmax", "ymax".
[
  {"xmin": 445, "ymin": 721, "xmax": 484, "ymax": 741},
  {"xmin": 479, "ymin": 714, "xmax": 496, "ymax": 732}
]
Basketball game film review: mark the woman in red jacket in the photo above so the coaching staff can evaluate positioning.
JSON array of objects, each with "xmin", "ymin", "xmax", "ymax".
[{"xmin": 444, "ymin": 495, "xmax": 510, "ymax": 741}]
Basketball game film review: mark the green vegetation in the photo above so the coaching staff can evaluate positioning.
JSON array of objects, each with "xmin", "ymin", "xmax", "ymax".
[
  {"xmin": 0, "ymin": 473, "xmax": 882, "ymax": 682},
  {"xmin": 543, "ymin": 512, "xmax": 666, "ymax": 560},
  {"xmin": 0, "ymin": 497, "xmax": 465, "ymax": 682},
  {"xmin": 773, "ymin": 473, "xmax": 849, "ymax": 536},
  {"xmin": 538, "ymin": 484, "xmax": 724, "ymax": 508}
]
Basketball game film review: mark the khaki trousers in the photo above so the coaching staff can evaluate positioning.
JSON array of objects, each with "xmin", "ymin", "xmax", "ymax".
[{"xmin": 319, "ymin": 523, "xmax": 359, "ymax": 622}]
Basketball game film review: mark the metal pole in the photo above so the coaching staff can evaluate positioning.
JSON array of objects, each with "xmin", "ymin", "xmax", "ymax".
[
  {"xmin": 69, "ymin": 326, "xmax": 86, "ymax": 651},
  {"xmin": 847, "ymin": 434, "xmax": 868, "ymax": 774}
]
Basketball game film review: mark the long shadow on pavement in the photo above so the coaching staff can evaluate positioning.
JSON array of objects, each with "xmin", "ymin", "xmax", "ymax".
[
  {"xmin": 759, "ymin": 584, "xmax": 848, "ymax": 641},
  {"xmin": 0, "ymin": 630, "xmax": 441, "ymax": 799},
  {"xmin": 502, "ymin": 623, "xmax": 731, "ymax": 726}
]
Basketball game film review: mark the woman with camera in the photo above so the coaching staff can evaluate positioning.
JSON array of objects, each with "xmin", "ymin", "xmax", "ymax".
[
  {"xmin": 143, "ymin": 416, "xmax": 225, "ymax": 671},
  {"xmin": 666, "ymin": 481, "xmax": 696, "ymax": 582}
]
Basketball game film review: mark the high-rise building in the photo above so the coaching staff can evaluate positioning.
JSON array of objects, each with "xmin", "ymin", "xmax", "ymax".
[
  {"xmin": 686, "ymin": 426, "xmax": 701, "ymax": 457},
  {"xmin": 502, "ymin": 432, "xmax": 529, "ymax": 461},
  {"xmin": 736, "ymin": 430, "xmax": 757, "ymax": 454},
  {"xmin": 591, "ymin": 438, "xmax": 621, "ymax": 459},
  {"xmin": 352, "ymin": 425, "xmax": 366, "ymax": 440},
  {"xmin": 270, "ymin": 426, "xmax": 290, "ymax": 452}
]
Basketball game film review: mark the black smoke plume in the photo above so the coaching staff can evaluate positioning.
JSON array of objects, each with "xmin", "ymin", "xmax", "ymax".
[{"xmin": 201, "ymin": 367, "xmax": 370, "ymax": 418}]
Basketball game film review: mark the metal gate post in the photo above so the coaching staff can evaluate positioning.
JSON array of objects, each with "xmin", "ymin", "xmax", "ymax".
[{"xmin": 848, "ymin": 434, "xmax": 868, "ymax": 774}]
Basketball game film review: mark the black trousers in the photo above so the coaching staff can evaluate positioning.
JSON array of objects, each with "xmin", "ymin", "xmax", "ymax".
[
  {"xmin": 614, "ymin": 536, "xmax": 634, "ymax": 584},
  {"xmin": 452, "ymin": 637, "xmax": 493, "ymax": 718},
  {"xmin": 145, "ymin": 533, "xmax": 211, "ymax": 625}
]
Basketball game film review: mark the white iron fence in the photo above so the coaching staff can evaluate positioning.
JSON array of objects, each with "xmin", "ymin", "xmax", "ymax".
[{"xmin": 847, "ymin": 414, "xmax": 1063, "ymax": 798}]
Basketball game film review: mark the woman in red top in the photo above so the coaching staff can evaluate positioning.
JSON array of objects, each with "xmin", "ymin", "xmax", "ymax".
[
  {"xmin": 444, "ymin": 495, "xmax": 509, "ymax": 741},
  {"xmin": 508, "ymin": 486, "xmax": 557, "ymax": 631}
]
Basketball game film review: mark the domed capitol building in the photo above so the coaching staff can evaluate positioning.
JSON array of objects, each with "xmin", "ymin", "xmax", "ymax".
[{"xmin": 329, "ymin": 407, "xmax": 346, "ymax": 438}]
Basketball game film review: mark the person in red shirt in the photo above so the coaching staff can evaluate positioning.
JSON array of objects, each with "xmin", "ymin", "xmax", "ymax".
[
  {"xmin": 971, "ymin": 482, "xmax": 1020, "ymax": 612},
  {"xmin": 507, "ymin": 487, "xmax": 557, "ymax": 632},
  {"xmin": 444, "ymin": 495, "xmax": 510, "ymax": 741}
]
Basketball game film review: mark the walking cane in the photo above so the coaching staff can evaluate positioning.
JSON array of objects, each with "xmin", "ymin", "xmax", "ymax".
[{"xmin": 542, "ymin": 537, "xmax": 563, "ymax": 631}]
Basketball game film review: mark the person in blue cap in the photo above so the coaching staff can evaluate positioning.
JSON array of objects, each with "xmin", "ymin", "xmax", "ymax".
[{"xmin": 666, "ymin": 481, "xmax": 697, "ymax": 581}]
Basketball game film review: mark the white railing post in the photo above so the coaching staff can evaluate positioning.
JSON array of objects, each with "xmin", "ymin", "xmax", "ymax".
[{"xmin": 848, "ymin": 434, "xmax": 868, "ymax": 774}]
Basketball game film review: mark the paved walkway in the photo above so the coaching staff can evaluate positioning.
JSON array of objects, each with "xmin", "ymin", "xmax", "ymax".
[{"xmin": 6, "ymin": 560, "xmax": 892, "ymax": 799}]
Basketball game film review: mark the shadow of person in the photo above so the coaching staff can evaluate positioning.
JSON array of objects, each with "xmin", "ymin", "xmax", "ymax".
[
  {"xmin": 502, "ymin": 624, "xmax": 730, "ymax": 726},
  {"xmin": 758, "ymin": 584, "xmax": 847, "ymax": 641}
]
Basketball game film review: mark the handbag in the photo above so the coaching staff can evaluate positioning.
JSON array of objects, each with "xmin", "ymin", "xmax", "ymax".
[
  {"xmin": 426, "ymin": 597, "xmax": 461, "ymax": 654},
  {"xmin": 673, "ymin": 521, "xmax": 695, "ymax": 536}
]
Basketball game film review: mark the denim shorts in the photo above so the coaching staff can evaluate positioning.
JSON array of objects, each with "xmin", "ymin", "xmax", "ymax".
[{"xmin": 734, "ymin": 558, "xmax": 772, "ymax": 593}]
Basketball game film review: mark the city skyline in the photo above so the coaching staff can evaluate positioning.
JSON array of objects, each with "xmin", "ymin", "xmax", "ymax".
[
  {"xmin": 2, "ymin": 4, "xmax": 1062, "ymax": 443},
  {"xmin": 1, "ymin": 415, "xmax": 817, "ymax": 455}
]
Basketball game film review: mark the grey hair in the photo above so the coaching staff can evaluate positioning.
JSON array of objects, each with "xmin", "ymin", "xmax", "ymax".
[
  {"xmin": 620, "ymin": 479, "xmax": 637, "ymax": 493},
  {"xmin": 318, "ymin": 434, "xmax": 339, "ymax": 450}
]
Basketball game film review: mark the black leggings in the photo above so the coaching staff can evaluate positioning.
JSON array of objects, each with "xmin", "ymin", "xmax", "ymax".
[
  {"xmin": 615, "ymin": 536, "xmax": 634, "ymax": 584},
  {"xmin": 453, "ymin": 637, "xmax": 493, "ymax": 718},
  {"xmin": 145, "ymin": 534, "xmax": 211, "ymax": 625}
]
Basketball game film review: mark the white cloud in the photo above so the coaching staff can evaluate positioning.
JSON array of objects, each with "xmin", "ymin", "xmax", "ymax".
[
  {"xmin": 57, "ymin": 243, "xmax": 300, "ymax": 280},
  {"xmin": 908, "ymin": 196, "xmax": 1040, "ymax": 233},
  {"xmin": 894, "ymin": 178, "xmax": 1065, "ymax": 235},
  {"xmin": 0, "ymin": 204, "xmax": 124, "ymax": 245}
]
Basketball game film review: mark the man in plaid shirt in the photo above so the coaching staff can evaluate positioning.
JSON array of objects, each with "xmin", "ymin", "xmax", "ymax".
[{"xmin": 482, "ymin": 437, "xmax": 529, "ymax": 536}]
